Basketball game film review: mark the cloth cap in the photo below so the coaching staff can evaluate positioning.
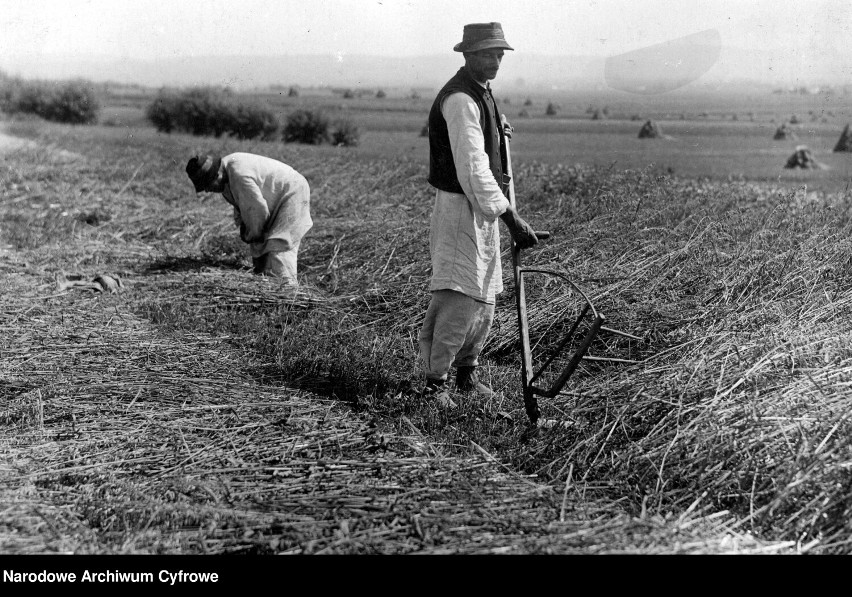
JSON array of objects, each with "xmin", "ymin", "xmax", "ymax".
[
  {"xmin": 453, "ymin": 22, "xmax": 514, "ymax": 53},
  {"xmin": 186, "ymin": 154, "xmax": 221, "ymax": 192}
]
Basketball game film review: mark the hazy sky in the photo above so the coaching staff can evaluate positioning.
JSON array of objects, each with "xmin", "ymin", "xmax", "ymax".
[{"xmin": 2, "ymin": 0, "xmax": 849, "ymax": 60}]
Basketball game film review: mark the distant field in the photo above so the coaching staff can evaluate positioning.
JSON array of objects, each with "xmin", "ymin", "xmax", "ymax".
[{"xmin": 101, "ymin": 84, "xmax": 852, "ymax": 193}]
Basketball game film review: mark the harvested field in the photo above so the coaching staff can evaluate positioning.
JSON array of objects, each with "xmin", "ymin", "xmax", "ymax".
[
  {"xmin": 0, "ymin": 230, "xmax": 764, "ymax": 555},
  {"xmin": 3, "ymin": 117, "xmax": 851, "ymax": 555}
]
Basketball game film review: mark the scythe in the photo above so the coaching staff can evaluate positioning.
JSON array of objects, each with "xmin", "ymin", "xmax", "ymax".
[{"xmin": 502, "ymin": 116, "xmax": 642, "ymax": 426}]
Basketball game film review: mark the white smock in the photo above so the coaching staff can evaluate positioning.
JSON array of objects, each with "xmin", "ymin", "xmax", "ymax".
[
  {"xmin": 428, "ymin": 90, "xmax": 511, "ymax": 304},
  {"xmin": 220, "ymin": 152, "xmax": 313, "ymax": 259}
]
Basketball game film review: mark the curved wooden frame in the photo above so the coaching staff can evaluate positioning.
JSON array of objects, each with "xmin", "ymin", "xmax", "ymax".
[{"xmin": 512, "ymin": 262, "xmax": 605, "ymax": 425}]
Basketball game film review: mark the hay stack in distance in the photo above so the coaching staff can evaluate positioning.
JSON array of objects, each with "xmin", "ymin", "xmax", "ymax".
[
  {"xmin": 833, "ymin": 124, "xmax": 852, "ymax": 152},
  {"xmin": 774, "ymin": 122, "xmax": 797, "ymax": 140},
  {"xmin": 638, "ymin": 120, "xmax": 663, "ymax": 139},
  {"xmin": 784, "ymin": 145, "xmax": 825, "ymax": 169}
]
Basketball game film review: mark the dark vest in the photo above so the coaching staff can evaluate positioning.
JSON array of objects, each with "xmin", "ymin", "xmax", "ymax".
[{"xmin": 427, "ymin": 67, "xmax": 507, "ymax": 196}]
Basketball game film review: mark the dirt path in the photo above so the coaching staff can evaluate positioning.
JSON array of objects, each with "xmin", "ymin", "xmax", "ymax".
[
  {"xmin": 0, "ymin": 128, "xmax": 35, "ymax": 153},
  {"xmin": 0, "ymin": 124, "xmax": 83, "ymax": 163}
]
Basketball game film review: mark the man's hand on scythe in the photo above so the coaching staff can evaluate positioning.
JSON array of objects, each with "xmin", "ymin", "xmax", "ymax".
[
  {"xmin": 502, "ymin": 118, "xmax": 514, "ymax": 140},
  {"xmin": 500, "ymin": 205, "xmax": 540, "ymax": 249},
  {"xmin": 500, "ymin": 114, "xmax": 550, "ymax": 247}
]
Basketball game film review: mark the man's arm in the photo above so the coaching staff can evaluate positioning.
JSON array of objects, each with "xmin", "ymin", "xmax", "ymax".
[
  {"xmin": 442, "ymin": 92, "xmax": 509, "ymax": 219},
  {"xmin": 442, "ymin": 93, "xmax": 538, "ymax": 248},
  {"xmin": 232, "ymin": 206, "xmax": 252, "ymax": 244},
  {"xmin": 226, "ymin": 169, "xmax": 270, "ymax": 243}
]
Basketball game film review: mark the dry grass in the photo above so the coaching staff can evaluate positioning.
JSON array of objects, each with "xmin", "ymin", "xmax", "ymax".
[
  {"xmin": 6, "ymin": 117, "xmax": 851, "ymax": 554},
  {"xmin": 2, "ymin": 260, "xmax": 766, "ymax": 555}
]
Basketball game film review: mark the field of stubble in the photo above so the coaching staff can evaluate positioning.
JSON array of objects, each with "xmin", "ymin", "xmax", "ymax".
[{"xmin": 3, "ymin": 86, "xmax": 852, "ymax": 554}]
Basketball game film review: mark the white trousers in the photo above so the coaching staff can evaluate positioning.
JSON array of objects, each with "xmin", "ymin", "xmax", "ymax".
[
  {"xmin": 418, "ymin": 289, "xmax": 495, "ymax": 383},
  {"xmin": 252, "ymin": 242, "xmax": 299, "ymax": 285}
]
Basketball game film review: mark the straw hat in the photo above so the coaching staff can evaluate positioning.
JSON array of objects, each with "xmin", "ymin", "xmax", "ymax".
[{"xmin": 453, "ymin": 22, "xmax": 514, "ymax": 53}]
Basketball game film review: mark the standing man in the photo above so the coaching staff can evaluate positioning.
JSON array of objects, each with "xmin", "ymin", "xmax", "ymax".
[
  {"xmin": 419, "ymin": 22, "xmax": 541, "ymax": 408},
  {"xmin": 185, "ymin": 152, "xmax": 313, "ymax": 284}
]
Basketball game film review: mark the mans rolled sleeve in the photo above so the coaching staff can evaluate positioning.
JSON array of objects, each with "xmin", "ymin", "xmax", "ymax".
[{"xmin": 442, "ymin": 93, "xmax": 510, "ymax": 219}]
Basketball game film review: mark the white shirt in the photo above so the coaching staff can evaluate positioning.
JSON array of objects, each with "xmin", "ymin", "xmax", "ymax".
[
  {"xmin": 221, "ymin": 153, "xmax": 313, "ymax": 259},
  {"xmin": 428, "ymin": 90, "xmax": 511, "ymax": 304}
]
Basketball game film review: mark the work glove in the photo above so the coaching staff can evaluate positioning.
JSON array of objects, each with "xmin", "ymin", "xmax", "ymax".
[{"xmin": 500, "ymin": 206, "xmax": 539, "ymax": 250}]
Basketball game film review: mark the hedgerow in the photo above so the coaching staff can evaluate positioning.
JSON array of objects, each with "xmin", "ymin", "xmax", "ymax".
[
  {"xmin": 144, "ymin": 91, "xmax": 360, "ymax": 147},
  {"xmin": 145, "ymin": 87, "xmax": 279, "ymax": 140},
  {"xmin": 282, "ymin": 109, "xmax": 330, "ymax": 145},
  {"xmin": 0, "ymin": 77, "xmax": 100, "ymax": 124}
]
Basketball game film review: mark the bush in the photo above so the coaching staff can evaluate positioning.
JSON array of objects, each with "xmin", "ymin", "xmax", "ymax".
[
  {"xmin": 144, "ymin": 88, "xmax": 279, "ymax": 140},
  {"xmin": 146, "ymin": 87, "xmax": 222, "ymax": 136},
  {"xmin": 0, "ymin": 79, "xmax": 15, "ymax": 113},
  {"xmin": 145, "ymin": 91, "xmax": 178, "ymax": 133},
  {"xmin": 179, "ymin": 88, "xmax": 227, "ymax": 136},
  {"xmin": 229, "ymin": 104, "xmax": 279, "ymax": 141},
  {"xmin": 283, "ymin": 109, "xmax": 330, "ymax": 144},
  {"xmin": 545, "ymin": 102, "xmax": 557, "ymax": 116},
  {"xmin": 288, "ymin": 86, "xmax": 299, "ymax": 97},
  {"xmin": 2, "ymin": 78, "xmax": 100, "ymax": 124},
  {"xmin": 376, "ymin": 89, "xmax": 386, "ymax": 99},
  {"xmin": 42, "ymin": 81, "xmax": 99, "ymax": 124},
  {"xmin": 331, "ymin": 118, "xmax": 361, "ymax": 147},
  {"xmin": 12, "ymin": 83, "xmax": 48, "ymax": 116}
]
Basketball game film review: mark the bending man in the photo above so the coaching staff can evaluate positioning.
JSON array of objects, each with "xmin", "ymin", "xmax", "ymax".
[{"xmin": 186, "ymin": 152, "xmax": 312, "ymax": 284}]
